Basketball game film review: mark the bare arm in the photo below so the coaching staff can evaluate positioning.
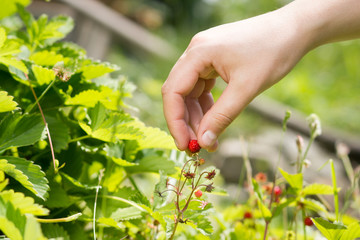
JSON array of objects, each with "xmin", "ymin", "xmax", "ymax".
[{"xmin": 162, "ymin": 0, "xmax": 360, "ymax": 151}]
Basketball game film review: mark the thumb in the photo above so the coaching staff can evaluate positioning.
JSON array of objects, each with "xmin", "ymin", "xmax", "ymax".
[{"xmin": 197, "ymin": 80, "xmax": 255, "ymax": 150}]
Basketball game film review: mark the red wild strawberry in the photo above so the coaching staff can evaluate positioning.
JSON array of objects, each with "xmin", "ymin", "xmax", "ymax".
[
  {"xmin": 274, "ymin": 186, "xmax": 282, "ymax": 196},
  {"xmin": 194, "ymin": 189, "xmax": 203, "ymax": 198},
  {"xmin": 255, "ymin": 172, "xmax": 267, "ymax": 183},
  {"xmin": 243, "ymin": 211, "xmax": 253, "ymax": 219},
  {"xmin": 304, "ymin": 217, "xmax": 313, "ymax": 226},
  {"xmin": 188, "ymin": 139, "xmax": 201, "ymax": 153}
]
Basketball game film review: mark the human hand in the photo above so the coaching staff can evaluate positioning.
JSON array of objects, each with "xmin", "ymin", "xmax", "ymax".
[
  {"xmin": 162, "ymin": 0, "xmax": 360, "ymax": 152},
  {"xmin": 162, "ymin": 8, "xmax": 309, "ymax": 151}
]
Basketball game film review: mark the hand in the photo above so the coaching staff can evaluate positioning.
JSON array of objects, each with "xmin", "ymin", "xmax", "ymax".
[{"xmin": 162, "ymin": 0, "xmax": 360, "ymax": 152}]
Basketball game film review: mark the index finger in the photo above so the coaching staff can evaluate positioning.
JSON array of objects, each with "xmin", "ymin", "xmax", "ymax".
[{"xmin": 162, "ymin": 52, "xmax": 209, "ymax": 150}]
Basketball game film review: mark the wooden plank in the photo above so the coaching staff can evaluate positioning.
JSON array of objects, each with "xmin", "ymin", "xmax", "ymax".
[{"xmin": 58, "ymin": 0, "xmax": 178, "ymax": 61}]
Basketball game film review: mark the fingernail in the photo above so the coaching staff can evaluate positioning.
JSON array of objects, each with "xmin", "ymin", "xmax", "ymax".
[{"xmin": 202, "ymin": 130, "xmax": 217, "ymax": 147}]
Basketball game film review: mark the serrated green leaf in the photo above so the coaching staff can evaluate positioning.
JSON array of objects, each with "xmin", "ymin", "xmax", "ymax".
[
  {"xmin": 0, "ymin": 190, "xmax": 48, "ymax": 216},
  {"xmin": 279, "ymin": 168, "xmax": 303, "ymax": 190},
  {"xmin": 0, "ymin": 34, "xmax": 28, "ymax": 73},
  {"xmin": 0, "ymin": 28, "xmax": 5, "ymax": 48},
  {"xmin": 131, "ymin": 120, "xmax": 176, "ymax": 150},
  {"xmin": 32, "ymin": 65, "xmax": 55, "ymax": 85},
  {"xmin": 312, "ymin": 217, "xmax": 347, "ymax": 240},
  {"xmin": 97, "ymin": 217, "xmax": 124, "ymax": 229},
  {"xmin": 60, "ymin": 172, "xmax": 96, "ymax": 194},
  {"xmin": 38, "ymin": 15, "xmax": 74, "ymax": 46},
  {"xmin": 111, "ymin": 157, "xmax": 138, "ymax": 167},
  {"xmin": 110, "ymin": 207, "xmax": 143, "ymax": 221},
  {"xmin": 302, "ymin": 183, "xmax": 334, "ymax": 196},
  {"xmin": 65, "ymin": 87, "xmax": 123, "ymax": 111},
  {"xmin": 0, "ymin": 56, "xmax": 28, "ymax": 73},
  {"xmin": 30, "ymin": 50, "xmax": 69, "ymax": 66},
  {"xmin": 0, "ymin": 198, "xmax": 46, "ymax": 240},
  {"xmin": 302, "ymin": 198, "xmax": 328, "ymax": 213},
  {"xmin": 77, "ymin": 60, "xmax": 120, "ymax": 81},
  {"xmin": 0, "ymin": 113, "xmax": 45, "ymax": 153},
  {"xmin": 125, "ymin": 155, "xmax": 176, "ymax": 175},
  {"xmin": 0, "ymin": 0, "xmax": 31, "ymax": 19},
  {"xmin": 341, "ymin": 222, "xmax": 360, "ymax": 240},
  {"xmin": 79, "ymin": 122, "xmax": 142, "ymax": 142},
  {"xmin": 0, "ymin": 91, "xmax": 18, "ymax": 112},
  {"xmin": 0, "ymin": 156, "xmax": 49, "ymax": 200},
  {"xmin": 41, "ymin": 224, "xmax": 70, "ymax": 240},
  {"xmin": 187, "ymin": 214, "xmax": 213, "ymax": 235}
]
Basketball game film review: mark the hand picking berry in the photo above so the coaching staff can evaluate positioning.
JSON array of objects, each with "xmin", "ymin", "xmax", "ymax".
[
  {"xmin": 188, "ymin": 139, "xmax": 201, "ymax": 153},
  {"xmin": 194, "ymin": 189, "xmax": 203, "ymax": 198}
]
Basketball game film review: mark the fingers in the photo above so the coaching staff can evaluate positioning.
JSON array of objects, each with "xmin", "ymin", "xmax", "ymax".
[
  {"xmin": 162, "ymin": 51, "xmax": 210, "ymax": 150},
  {"xmin": 197, "ymin": 79, "xmax": 255, "ymax": 149}
]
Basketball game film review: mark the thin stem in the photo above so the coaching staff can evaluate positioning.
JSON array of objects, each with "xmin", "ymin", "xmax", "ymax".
[
  {"xmin": 93, "ymin": 169, "xmax": 105, "ymax": 240},
  {"xmin": 68, "ymin": 135, "xmax": 91, "ymax": 143},
  {"xmin": 28, "ymin": 79, "xmax": 57, "ymax": 172},
  {"xmin": 302, "ymin": 208, "xmax": 307, "ymax": 240},
  {"xmin": 169, "ymin": 212, "xmax": 181, "ymax": 240},
  {"xmin": 27, "ymin": 80, "xmax": 56, "ymax": 113},
  {"xmin": 330, "ymin": 160, "xmax": 339, "ymax": 222},
  {"xmin": 37, "ymin": 213, "xmax": 82, "ymax": 223},
  {"xmin": 263, "ymin": 221, "xmax": 270, "ymax": 240},
  {"xmin": 299, "ymin": 136, "xmax": 315, "ymax": 173}
]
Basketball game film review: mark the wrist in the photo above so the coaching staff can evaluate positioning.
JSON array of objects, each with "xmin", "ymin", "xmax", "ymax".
[{"xmin": 284, "ymin": 0, "xmax": 360, "ymax": 50}]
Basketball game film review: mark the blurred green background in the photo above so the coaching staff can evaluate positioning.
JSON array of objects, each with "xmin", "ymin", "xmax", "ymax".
[{"xmin": 102, "ymin": 0, "xmax": 360, "ymax": 137}]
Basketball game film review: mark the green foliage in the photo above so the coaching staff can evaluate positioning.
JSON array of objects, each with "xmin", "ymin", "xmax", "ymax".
[
  {"xmin": 0, "ymin": 91, "xmax": 18, "ymax": 112},
  {"xmin": 0, "ymin": 2, "xmax": 191, "ymax": 239},
  {"xmin": 0, "ymin": 156, "xmax": 49, "ymax": 200}
]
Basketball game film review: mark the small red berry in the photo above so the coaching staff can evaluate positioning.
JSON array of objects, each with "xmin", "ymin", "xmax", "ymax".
[
  {"xmin": 244, "ymin": 211, "xmax": 253, "ymax": 219},
  {"xmin": 188, "ymin": 139, "xmax": 201, "ymax": 153},
  {"xmin": 304, "ymin": 217, "xmax": 313, "ymax": 226},
  {"xmin": 255, "ymin": 172, "xmax": 267, "ymax": 183},
  {"xmin": 194, "ymin": 189, "xmax": 203, "ymax": 198},
  {"xmin": 274, "ymin": 186, "xmax": 282, "ymax": 196}
]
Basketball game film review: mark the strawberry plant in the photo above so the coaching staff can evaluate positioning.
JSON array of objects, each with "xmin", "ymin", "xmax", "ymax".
[{"xmin": 0, "ymin": 1, "xmax": 217, "ymax": 239}]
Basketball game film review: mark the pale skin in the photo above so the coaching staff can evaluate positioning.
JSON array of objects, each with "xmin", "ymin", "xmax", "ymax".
[{"xmin": 162, "ymin": 0, "xmax": 360, "ymax": 152}]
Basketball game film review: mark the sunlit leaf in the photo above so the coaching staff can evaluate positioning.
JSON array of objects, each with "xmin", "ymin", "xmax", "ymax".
[
  {"xmin": 302, "ymin": 183, "xmax": 334, "ymax": 196},
  {"xmin": 0, "ymin": 91, "xmax": 18, "ymax": 113},
  {"xmin": 0, "ymin": 197, "xmax": 46, "ymax": 240},
  {"xmin": 302, "ymin": 198, "xmax": 328, "ymax": 213},
  {"xmin": 312, "ymin": 217, "xmax": 346, "ymax": 240},
  {"xmin": 125, "ymin": 155, "xmax": 176, "ymax": 175},
  {"xmin": 110, "ymin": 207, "xmax": 143, "ymax": 221},
  {"xmin": 32, "ymin": 65, "xmax": 56, "ymax": 85},
  {"xmin": 341, "ymin": 222, "xmax": 360, "ymax": 240},
  {"xmin": 0, "ymin": 0, "xmax": 31, "ymax": 19},
  {"xmin": 65, "ymin": 87, "xmax": 123, "ymax": 111},
  {"xmin": 279, "ymin": 168, "xmax": 303, "ymax": 190},
  {"xmin": 30, "ymin": 50, "xmax": 69, "ymax": 66},
  {"xmin": 0, "ymin": 156, "xmax": 49, "ymax": 200},
  {"xmin": 77, "ymin": 60, "xmax": 120, "ymax": 81},
  {"xmin": 0, "ymin": 190, "xmax": 49, "ymax": 216}
]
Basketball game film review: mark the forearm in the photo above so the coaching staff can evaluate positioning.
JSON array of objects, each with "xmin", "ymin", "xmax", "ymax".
[{"xmin": 284, "ymin": 0, "xmax": 360, "ymax": 50}]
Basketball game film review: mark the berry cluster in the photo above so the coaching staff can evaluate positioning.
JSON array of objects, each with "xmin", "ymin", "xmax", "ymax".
[{"xmin": 157, "ymin": 139, "xmax": 216, "ymax": 237}]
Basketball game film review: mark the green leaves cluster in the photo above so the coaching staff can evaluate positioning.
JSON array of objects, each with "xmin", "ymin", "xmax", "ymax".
[{"xmin": 0, "ymin": 1, "xmax": 191, "ymax": 239}]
